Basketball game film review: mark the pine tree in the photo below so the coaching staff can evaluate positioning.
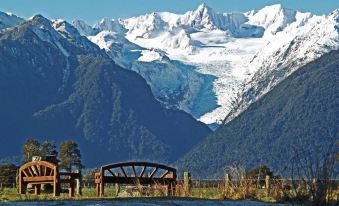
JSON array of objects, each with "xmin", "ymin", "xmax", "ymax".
[
  {"xmin": 22, "ymin": 139, "xmax": 41, "ymax": 162},
  {"xmin": 22, "ymin": 139, "xmax": 58, "ymax": 162},
  {"xmin": 40, "ymin": 141, "xmax": 58, "ymax": 159},
  {"xmin": 58, "ymin": 140, "xmax": 84, "ymax": 172},
  {"xmin": 0, "ymin": 164, "xmax": 18, "ymax": 187}
]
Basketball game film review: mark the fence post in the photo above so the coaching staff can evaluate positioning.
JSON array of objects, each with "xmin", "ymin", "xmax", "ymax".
[
  {"xmin": 76, "ymin": 178, "xmax": 82, "ymax": 195},
  {"xmin": 115, "ymin": 183, "xmax": 120, "ymax": 196},
  {"xmin": 223, "ymin": 173, "xmax": 231, "ymax": 197},
  {"xmin": 265, "ymin": 175, "xmax": 270, "ymax": 197},
  {"xmin": 224, "ymin": 174, "xmax": 231, "ymax": 187},
  {"xmin": 183, "ymin": 172, "xmax": 191, "ymax": 196},
  {"xmin": 77, "ymin": 170, "xmax": 82, "ymax": 195},
  {"xmin": 115, "ymin": 172, "xmax": 120, "ymax": 196}
]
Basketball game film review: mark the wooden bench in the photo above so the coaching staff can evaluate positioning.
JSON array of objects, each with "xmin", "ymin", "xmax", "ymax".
[
  {"xmin": 95, "ymin": 161, "xmax": 177, "ymax": 197},
  {"xmin": 18, "ymin": 161, "xmax": 81, "ymax": 197}
]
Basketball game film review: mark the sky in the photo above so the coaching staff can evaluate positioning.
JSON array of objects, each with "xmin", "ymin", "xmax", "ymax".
[{"xmin": 1, "ymin": 0, "xmax": 338, "ymax": 24}]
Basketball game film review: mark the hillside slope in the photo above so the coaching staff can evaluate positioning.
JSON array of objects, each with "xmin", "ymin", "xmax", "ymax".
[
  {"xmin": 0, "ymin": 15, "xmax": 211, "ymax": 166},
  {"xmin": 177, "ymin": 50, "xmax": 339, "ymax": 177}
]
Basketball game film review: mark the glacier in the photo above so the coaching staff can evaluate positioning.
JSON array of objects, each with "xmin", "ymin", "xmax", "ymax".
[
  {"xmin": 2, "ymin": 4, "xmax": 337, "ymax": 129},
  {"xmin": 70, "ymin": 4, "xmax": 339, "ymax": 128}
]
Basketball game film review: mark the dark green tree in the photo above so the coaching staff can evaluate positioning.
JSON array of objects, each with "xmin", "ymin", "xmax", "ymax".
[
  {"xmin": 58, "ymin": 140, "xmax": 84, "ymax": 172},
  {"xmin": 0, "ymin": 164, "xmax": 18, "ymax": 187},
  {"xmin": 22, "ymin": 139, "xmax": 41, "ymax": 162},
  {"xmin": 40, "ymin": 140, "xmax": 57, "ymax": 159},
  {"xmin": 246, "ymin": 165, "xmax": 274, "ymax": 179},
  {"xmin": 22, "ymin": 139, "xmax": 58, "ymax": 162}
]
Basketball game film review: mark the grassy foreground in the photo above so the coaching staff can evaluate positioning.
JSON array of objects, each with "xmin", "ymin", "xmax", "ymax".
[
  {"xmin": 0, "ymin": 187, "xmax": 221, "ymax": 201},
  {"xmin": 0, "ymin": 187, "xmax": 274, "ymax": 202},
  {"xmin": 0, "ymin": 188, "xmax": 122, "ymax": 201},
  {"xmin": 1, "ymin": 187, "xmax": 338, "ymax": 205}
]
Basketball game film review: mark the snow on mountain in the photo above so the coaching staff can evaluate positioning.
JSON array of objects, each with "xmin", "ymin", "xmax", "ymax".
[
  {"xmin": 52, "ymin": 19, "xmax": 103, "ymax": 55},
  {"xmin": 94, "ymin": 18, "xmax": 127, "ymax": 34},
  {"xmin": 27, "ymin": 15, "xmax": 73, "ymax": 93},
  {"xmin": 89, "ymin": 30, "xmax": 141, "ymax": 66},
  {"xmin": 179, "ymin": 3, "xmax": 257, "ymax": 37},
  {"xmin": 71, "ymin": 4, "xmax": 339, "ymax": 128},
  {"xmin": 0, "ymin": 4, "xmax": 337, "ymax": 128},
  {"xmin": 89, "ymin": 30, "xmax": 213, "ymax": 118},
  {"xmin": 225, "ymin": 9, "xmax": 339, "ymax": 123},
  {"xmin": 72, "ymin": 19, "xmax": 99, "ymax": 36},
  {"xmin": 246, "ymin": 4, "xmax": 297, "ymax": 37},
  {"xmin": 0, "ymin": 11, "xmax": 23, "ymax": 29},
  {"xmin": 123, "ymin": 12, "xmax": 168, "ymax": 39},
  {"xmin": 14, "ymin": 15, "xmax": 102, "ymax": 94},
  {"xmin": 138, "ymin": 49, "xmax": 165, "ymax": 62}
]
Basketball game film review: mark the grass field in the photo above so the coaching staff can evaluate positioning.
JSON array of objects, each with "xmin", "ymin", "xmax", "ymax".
[
  {"xmin": 0, "ymin": 187, "xmax": 225, "ymax": 201},
  {"xmin": 1, "ymin": 186, "xmax": 338, "ymax": 204}
]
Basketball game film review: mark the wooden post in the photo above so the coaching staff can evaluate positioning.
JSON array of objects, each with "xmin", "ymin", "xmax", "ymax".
[
  {"xmin": 75, "ymin": 170, "xmax": 82, "ymax": 195},
  {"xmin": 95, "ymin": 172, "xmax": 99, "ymax": 197},
  {"xmin": 224, "ymin": 174, "xmax": 231, "ymax": 187},
  {"xmin": 265, "ymin": 175, "xmax": 270, "ymax": 197},
  {"xmin": 100, "ymin": 169, "xmax": 105, "ymax": 197},
  {"xmin": 183, "ymin": 172, "xmax": 191, "ymax": 196},
  {"xmin": 96, "ymin": 182, "xmax": 100, "ymax": 197},
  {"xmin": 34, "ymin": 185, "xmax": 41, "ymax": 195},
  {"xmin": 76, "ymin": 178, "xmax": 82, "ymax": 195},
  {"xmin": 53, "ymin": 179, "xmax": 58, "ymax": 197},
  {"xmin": 18, "ymin": 169, "xmax": 24, "ymax": 194},
  {"xmin": 166, "ymin": 183, "xmax": 175, "ymax": 196},
  {"xmin": 100, "ymin": 182, "xmax": 104, "ymax": 197},
  {"xmin": 224, "ymin": 173, "xmax": 231, "ymax": 196},
  {"xmin": 53, "ymin": 166, "xmax": 60, "ymax": 197},
  {"xmin": 69, "ymin": 179, "xmax": 75, "ymax": 197},
  {"xmin": 115, "ymin": 172, "xmax": 120, "ymax": 196},
  {"xmin": 115, "ymin": 183, "xmax": 120, "ymax": 196}
]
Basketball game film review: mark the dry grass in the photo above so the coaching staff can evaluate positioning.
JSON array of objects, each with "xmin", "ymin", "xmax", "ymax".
[{"xmin": 1, "ymin": 179, "xmax": 338, "ymax": 204}]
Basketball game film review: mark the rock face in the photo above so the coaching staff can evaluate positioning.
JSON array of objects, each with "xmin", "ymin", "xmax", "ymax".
[
  {"xmin": 0, "ymin": 15, "xmax": 211, "ymax": 166},
  {"xmin": 0, "ymin": 11, "xmax": 23, "ymax": 29},
  {"xmin": 72, "ymin": 4, "xmax": 339, "ymax": 127},
  {"xmin": 177, "ymin": 49, "xmax": 339, "ymax": 178}
]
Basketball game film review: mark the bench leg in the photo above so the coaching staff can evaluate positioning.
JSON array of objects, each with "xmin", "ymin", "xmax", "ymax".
[
  {"xmin": 34, "ymin": 185, "xmax": 41, "ymax": 195},
  {"xmin": 69, "ymin": 180, "xmax": 75, "ymax": 197},
  {"xmin": 100, "ymin": 183, "xmax": 104, "ymax": 197},
  {"xmin": 53, "ymin": 181, "xmax": 60, "ymax": 197}
]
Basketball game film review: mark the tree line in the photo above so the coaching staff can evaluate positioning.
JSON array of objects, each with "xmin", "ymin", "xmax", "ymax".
[
  {"xmin": 22, "ymin": 138, "xmax": 84, "ymax": 172},
  {"xmin": 0, "ymin": 138, "xmax": 83, "ymax": 187}
]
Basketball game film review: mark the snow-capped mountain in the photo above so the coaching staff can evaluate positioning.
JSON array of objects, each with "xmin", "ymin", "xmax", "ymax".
[
  {"xmin": 68, "ymin": 4, "xmax": 338, "ymax": 127},
  {"xmin": 0, "ymin": 11, "xmax": 23, "ymax": 29},
  {"xmin": 72, "ymin": 19, "xmax": 99, "ymax": 36},
  {"xmin": 52, "ymin": 19, "xmax": 103, "ymax": 55},
  {"xmin": 6, "ymin": 14, "xmax": 105, "ymax": 95},
  {"xmin": 0, "ymin": 13, "xmax": 211, "ymax": 165},
  {"xmin": 246, "ymin": 4, "xmax": 300, "ymax": 37},
  {"xmin": 225, "ymin": 9, "xmax": 339, "ymax": 123}
]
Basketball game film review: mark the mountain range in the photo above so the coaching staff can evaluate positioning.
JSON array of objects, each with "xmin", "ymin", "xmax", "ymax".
[
  {"xmin": 0, "ymin": 14, "xmax": 210, "ymax": 166},
  {"xmin": 72, "ymin": 4, "xmax": 339, "ymax": 127},
  {"xmin": 0, "ymin": 4, "xmax": 338, "ymax": 174}
]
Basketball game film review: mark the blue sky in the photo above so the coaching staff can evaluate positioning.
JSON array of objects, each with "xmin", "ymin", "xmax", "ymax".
[{"xmin": 1, "ymin": 0, "xmax": 338, "ymax": 24}]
